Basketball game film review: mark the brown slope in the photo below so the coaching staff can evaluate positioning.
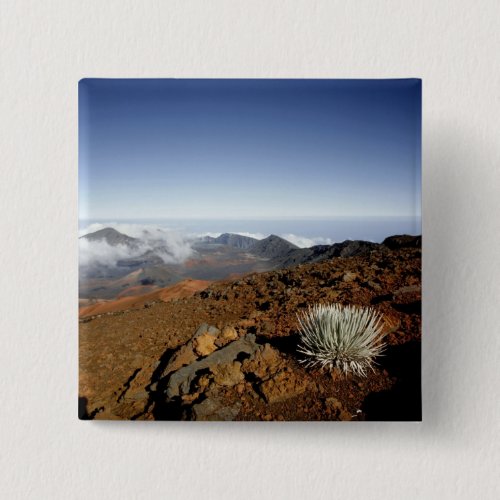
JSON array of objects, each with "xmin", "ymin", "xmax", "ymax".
[
  {"xmin": 79, "ymin": 279, "xmax": 211, "ymax": 318},
  {"xmin": 79, "ymin": 246, "xmax": 421, "ymax": 421}
]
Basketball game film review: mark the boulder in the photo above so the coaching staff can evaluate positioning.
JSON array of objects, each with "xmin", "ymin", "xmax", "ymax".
[
  {"xmin": 191, "ymin": 398, "xmax": 220, "ymax": 420},
  {"xmin": 162, "ymin": 344, "xmax": 198, "ymax": 377},
  {"xmin": 165, "ymin": 334, "xmax": 259, "ymax": 398},
  {"xmin": 191, "ymin": 399, "xmax": 242, "ymax": 421},
  {"xmin": 194, "ymin": 323, "xmax": 209, "ymax": 336},
  {"xmin": 215, "ymin": 325, "xmax": 238, "ymax": 347},
  {"xmin": 211, "ymin": 361, "xmax": 244, "ymax": 387},
  {"xmin": 241, "ymin": 343, "xmax": 284, "ymax": 381},
  {"xmin": 193, "ymin": 333, "xmax": 217, "ymax": 356},
  {"xmin": 258, "ymin": 370, "xmax": 309, "ymax": 404}
]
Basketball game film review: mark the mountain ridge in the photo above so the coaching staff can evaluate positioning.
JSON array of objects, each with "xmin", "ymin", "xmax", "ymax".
[
  {"xmin": 80, "ymin": 228, "xmax": 421, "ymax": 302},
  {"xmin": 247, "ymin": 234, "xmax": 299, "ymax": 260},
  {"xmin": 80, "ymin": 227, "xmax": 140, "ymax": 248},
  {"xmin": 201, "ymin": 233, "xmax": 259, "ymax": 249}
]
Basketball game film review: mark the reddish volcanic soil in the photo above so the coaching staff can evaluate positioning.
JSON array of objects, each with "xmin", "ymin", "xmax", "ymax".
[
  {"xmin": 79, "ymin": 279, "xmax": 211, "ymax": 318},
  {"xmin": 117, "ymin": 285, "xmax": 160, "ymax": 298},
  {"xmin": 79, "ymin": 245, "xmax": 421, "ymax": 421}
]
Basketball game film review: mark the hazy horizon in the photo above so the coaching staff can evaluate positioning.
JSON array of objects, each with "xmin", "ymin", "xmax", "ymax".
[{"xmin": 79, "ymin": 215, "xmax": 421, "ymax": 246}]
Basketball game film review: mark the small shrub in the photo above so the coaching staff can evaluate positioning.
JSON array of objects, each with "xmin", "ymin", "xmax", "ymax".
[{"xmin": 296, "ymin": 303, "xmax": 386, "ymax": 377}]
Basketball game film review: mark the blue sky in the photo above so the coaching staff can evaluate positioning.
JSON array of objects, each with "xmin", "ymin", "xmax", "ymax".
[{"xmin": 79, "ymin": 79, "xmax": 421, "ymax": 220}]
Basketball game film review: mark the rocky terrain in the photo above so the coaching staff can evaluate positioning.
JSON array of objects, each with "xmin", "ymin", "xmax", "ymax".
[
  {"xmin": 79, "ymin": 235, "xmax": 421, "ymax": 421},
  {"xmin": 79, "ymin": 226, "xmax": 419, "ymax": 304},
  {"xmin": 79, "ymin": 279, "xmax": 211, "ymax": 317}
]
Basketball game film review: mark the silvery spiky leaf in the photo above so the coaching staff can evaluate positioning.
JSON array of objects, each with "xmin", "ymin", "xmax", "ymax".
[{"xmin": 296, "ymin": 303, "xmax": 386, "ymax": 377}]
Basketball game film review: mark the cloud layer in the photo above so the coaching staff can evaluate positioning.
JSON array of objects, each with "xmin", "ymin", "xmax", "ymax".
[
  {"xmin": 280, "ymin": 233, "xmax": 333, "ymax": 248},
  {"xmin": 79, "ymin": 223, "xmax": 195, "ymax": 270},
  {"xmin": 79, "ymin": 223, "xmax": 333, "ymax": 271}
]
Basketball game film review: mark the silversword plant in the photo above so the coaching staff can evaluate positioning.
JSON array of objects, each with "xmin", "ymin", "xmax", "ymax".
[{"xmin": 297, "ymin": 303, "xmax": 386, "ymax": 377}]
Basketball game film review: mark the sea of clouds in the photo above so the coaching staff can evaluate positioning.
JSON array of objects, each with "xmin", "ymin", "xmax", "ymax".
[
  {"xmin": 78, "ymin": 222, "xmax": 334, "ymax": 269},
  {"xmin": 79, "ymin": 223, "xmax": 195, "ymax": 269}
]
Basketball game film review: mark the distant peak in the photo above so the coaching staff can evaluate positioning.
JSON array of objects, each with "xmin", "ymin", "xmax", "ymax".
[
  {"xmin": 81, "ymin": 227, "xmax": 139, "ymax": 247},
  {"xmin": 249, "ymin": 233, "xmax": 299, "ymax": 259},
  {"xmin": 94, "ymin": 227, "xmax": 120, "ymax": 234},
  {"xmin": 202, "ymin": 232, "xmax": 259, "ymax": 250}
]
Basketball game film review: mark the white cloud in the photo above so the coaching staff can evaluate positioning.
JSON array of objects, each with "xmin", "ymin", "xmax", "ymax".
[
  {"xmin": 79, "ymin": 222, "xmax": 195, "ymax": 269},
  {"xmin": 195, "ymin": 232, "xmax": 221, "ymax": 239},
  {"xmin": 79, "ymin": 239, "xmax": 147, "ymax": 268},
  {"xmin": 279, "ymin": 233, "xmax": 333, "ymax": 248},
  {"xmin": 233, "ymin": 231, "xmax": 267, "ymax": 240},
  {"xmin": 78, "ymin": 222, "xmax": 334, "ymax": 271},
  {"xmin": 195, "ymin": 231, "xmax": 267, "ymax": 240}
]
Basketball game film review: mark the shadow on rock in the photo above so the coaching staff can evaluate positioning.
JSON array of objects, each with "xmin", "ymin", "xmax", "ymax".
[
  {"xmin": 132, "ymin": 346, "xmax": 185, "ymax": 421},
  {"xmin": 362, "ymin": 341, "xmax": 422, "ymax": 421},
  {"xmin": 392, "ymin": 301, "xmax": 421, "ymax": 315},
  {"xmin": 259, "ymin": 333, "xmax": 301, "ymax": 357}
]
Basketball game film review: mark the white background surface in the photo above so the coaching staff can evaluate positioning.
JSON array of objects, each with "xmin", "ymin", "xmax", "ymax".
[{"xmin": 1, "ymin": 1, "xmax": 499, "ymax": 498}]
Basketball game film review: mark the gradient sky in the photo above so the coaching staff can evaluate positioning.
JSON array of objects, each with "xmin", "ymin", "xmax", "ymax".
[{"xmin": 79, "ymin": 79, "xmax": 421, "ymax": 220}]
